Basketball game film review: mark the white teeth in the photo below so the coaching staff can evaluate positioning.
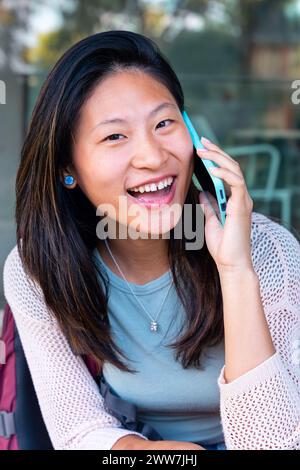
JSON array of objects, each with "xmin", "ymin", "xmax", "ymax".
[{"xmin": 128, "ymin": 176, "xmax": 174, "ymax": 194}]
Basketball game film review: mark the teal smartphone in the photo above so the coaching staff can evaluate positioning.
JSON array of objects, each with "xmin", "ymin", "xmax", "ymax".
[{"xmin": 182, "ymin": 110, "xmax": 227, "ymax": 226}]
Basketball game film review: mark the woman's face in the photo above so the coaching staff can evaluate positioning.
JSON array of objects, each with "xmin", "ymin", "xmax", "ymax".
[{"xmin": 67, "ymin": 69, "xmax": 194, "ymax": 238}]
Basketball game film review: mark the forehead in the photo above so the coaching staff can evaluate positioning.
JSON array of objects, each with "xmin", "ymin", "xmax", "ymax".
[
  {"xmin": 91, "ymin": 69, "xmax": 174, "ymax": 102},
  {"xmin": 78, "ymin": 70, "xmax": 177, "ymax": 130}
]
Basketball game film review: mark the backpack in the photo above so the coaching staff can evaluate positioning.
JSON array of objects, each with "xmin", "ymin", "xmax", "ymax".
[
  {"xmin": 0, "ymin": 302, "xmax": 99, "ymax": 450},
  {"xmin": 0, "ymin": 302, "xmax": 163, "ymax": 450}
]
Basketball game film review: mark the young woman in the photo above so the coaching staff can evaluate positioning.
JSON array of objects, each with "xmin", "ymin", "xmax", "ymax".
[{"xmin": 3, "ymin": 30, "xmax": 300, "ymax": 450}]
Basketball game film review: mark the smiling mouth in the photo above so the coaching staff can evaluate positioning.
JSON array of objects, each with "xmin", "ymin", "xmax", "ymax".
[{"xmin": 127, "ymin": 177, "xmax": 176, "ymax": 200}]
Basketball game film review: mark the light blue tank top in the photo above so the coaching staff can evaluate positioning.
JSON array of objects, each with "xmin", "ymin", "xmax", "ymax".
[{"xmin": 93, "ymin": 247, "xmax": 225, "ymax": 445}]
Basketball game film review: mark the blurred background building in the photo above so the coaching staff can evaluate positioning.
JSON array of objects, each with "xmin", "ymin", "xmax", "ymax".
[{"xmin": 1, "ymin": 0, "xmax": 300, "ymax": 310}]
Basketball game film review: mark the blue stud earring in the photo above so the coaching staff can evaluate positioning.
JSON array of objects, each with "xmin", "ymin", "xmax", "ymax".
[{"xmin": 64, "ymin": 175, "xmax": 75, "ymax": 186}]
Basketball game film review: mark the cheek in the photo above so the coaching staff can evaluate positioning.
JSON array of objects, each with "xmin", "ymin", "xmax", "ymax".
[
  {"xmin": 172, "ymin": 127, "xmax": 194, "ymax": 166},
  {"xmin": 73, "ymin": 151, "xmax": 127, "ymax": 206},
  {"xmin": 176, "ymin": 137, "xmax": 194, "ymax": 193},
  {"xmin": 177, "ymin": 143, "xmax": 194, "ymax": 176}
]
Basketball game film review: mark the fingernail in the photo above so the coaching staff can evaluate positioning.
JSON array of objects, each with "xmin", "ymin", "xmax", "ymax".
[
  {"xmin": 201, "ymin": 136, "xmax": 211, "ymax": 144},
  {"xmin": 197, "ymin": 146, "xmax": 208, "ymax": 152}
]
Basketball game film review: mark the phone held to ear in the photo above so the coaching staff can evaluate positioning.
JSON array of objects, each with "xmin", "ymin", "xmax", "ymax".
[{"xmin": 182, "ymin": 110, "xmax": 227, "ymax": 226}]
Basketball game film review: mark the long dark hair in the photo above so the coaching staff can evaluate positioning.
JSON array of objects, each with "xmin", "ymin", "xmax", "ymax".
[{"xmin": 16, "ymin": 30, "xmax": 224, "ymax": 374}]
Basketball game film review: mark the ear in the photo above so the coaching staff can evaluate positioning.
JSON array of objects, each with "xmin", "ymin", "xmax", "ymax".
[{"xmin": 61, "ymin": 166, "xmax": 77, "ymax": 188}]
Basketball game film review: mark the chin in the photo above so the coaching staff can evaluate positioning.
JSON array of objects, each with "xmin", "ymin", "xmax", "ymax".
[{"xmin": 126, "ymin": 206, "xmax": 183, "ymax": 239}]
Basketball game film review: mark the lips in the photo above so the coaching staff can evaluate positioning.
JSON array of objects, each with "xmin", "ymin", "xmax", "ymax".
[{"xmin": 126, "ymin": 176, "xmax": 177, "ymax": 208}]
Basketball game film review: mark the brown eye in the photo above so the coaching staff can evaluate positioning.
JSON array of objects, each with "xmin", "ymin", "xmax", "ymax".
[
  {"xmin": 156, "ymin": 119, "xmax": 174, "ymax": 129},
  {"xmin": 104, "ymin": 134, "xmax": 125, "ymax": 141}
]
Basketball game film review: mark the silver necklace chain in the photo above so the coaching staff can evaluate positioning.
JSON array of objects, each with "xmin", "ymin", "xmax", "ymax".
[{"xmin": 104, "ymin": 238, "xmax": 173, "ymax": 332}]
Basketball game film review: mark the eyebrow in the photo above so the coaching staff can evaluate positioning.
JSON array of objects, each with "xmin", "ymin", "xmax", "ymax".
[{"xmin": 91, "ymin": 102, "xmax": 178, "ymax": 132}]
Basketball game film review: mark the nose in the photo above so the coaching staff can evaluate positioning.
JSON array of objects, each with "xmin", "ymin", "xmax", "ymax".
[{"xmin": 130, "ymin": 134, "xmax": 169, "ymax": 170}]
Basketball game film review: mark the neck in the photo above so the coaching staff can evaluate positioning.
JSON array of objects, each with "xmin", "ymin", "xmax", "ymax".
[{"xmin": 97, "ymin": 237, "xmax": 170, "ymax": 285}]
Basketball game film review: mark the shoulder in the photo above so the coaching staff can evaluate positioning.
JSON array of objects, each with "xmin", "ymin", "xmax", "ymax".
[
  {"xmin": 4, "ymin": 243, "xmax": 32, "ymax": 290},
  {"xmin": 3, "ymin": 244, "xmax": 26, "ymax": 294},
  {"xmin": 250, "ymin": 212, "xmax": 300, "ymax": 309},
  {"xmin": 250, "ymin": 211, "xmax": 300, "ymax": 256},
  {"xmin": 3, "ymin": 243, "xmax": 54, "ymax": 323}
]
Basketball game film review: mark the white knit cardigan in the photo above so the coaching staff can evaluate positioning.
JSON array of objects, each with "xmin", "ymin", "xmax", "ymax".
[{"xmin": 3, "ymin": 212, "xmax": 300, "ymax": 449}]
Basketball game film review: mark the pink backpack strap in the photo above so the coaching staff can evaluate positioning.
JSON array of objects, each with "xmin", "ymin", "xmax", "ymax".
[{"xmin": 0, "ymin": 303, "xmax": 100, "ymax": 450}]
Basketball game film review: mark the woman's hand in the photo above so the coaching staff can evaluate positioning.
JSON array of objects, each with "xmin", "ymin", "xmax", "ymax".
[
  {"xmin": 137, "ymin": 439, "xmax": 206, "ymax": 451},
  {"xmin": 197, "ymin": 137, "xmax": 254, "ymax": 274},
  {"xmin": 112, "ymin": 435, "xmax": 205, "ymax": 450}
]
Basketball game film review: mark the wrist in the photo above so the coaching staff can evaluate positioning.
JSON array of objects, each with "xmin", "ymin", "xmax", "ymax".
[
  {"xmin": 218, "ymin": 266, "xmax": 259, "ymax": 295},
  {"xmin": 218, "ymin": 264, "xmax": 257, "ymax": 280}
]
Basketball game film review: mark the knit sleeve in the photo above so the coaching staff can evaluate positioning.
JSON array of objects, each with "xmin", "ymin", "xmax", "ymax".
[
  {"xmin": 3, "ymin": 245, "xmax": 149, "ymax": 450},
  {"xmin": 218, "ymin": 212, "xmax": 300, "ymax": 450}
]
